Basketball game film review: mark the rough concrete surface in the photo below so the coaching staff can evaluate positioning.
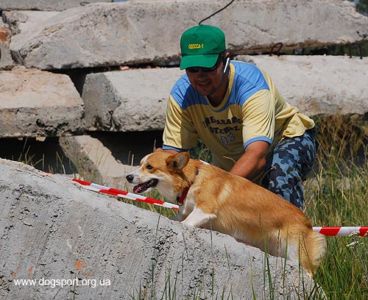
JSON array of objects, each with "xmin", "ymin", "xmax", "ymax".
[
  {"xmin": 0, "ymin": 67, "xmax": 84, "ymax": 137},
  {"xmin": 81, "ymin": 56, "xmax": 368, "ymax": 133},
  {"xmin": 0, "ymin": 158, "xmax": 321, "ymax": 299},
  {"xmin": 3, "ymin": 10, "xmax": 60, "ymax": 36},
  {"xmin": 239, "ymin": 55, "xmax": 368, "ymax": 116},
  {"xmin": 0, "ymin": 19, "xmax": 14, "ymax": 70},
  {"xmin": 82, "ymin": 68, "xmax": 183, "ymax": 131},
  {"xmin": 0, "ymin": 19, "xmax": 11, "ymax": 44},
  {"xmin": 0, "ymin": 0, "xmax": 112, "ymax": 11},
  {"xmin": 5, "ymin": 0, "xmax": 368, "ymax": 69},
  {"xmin": 0, "ymin": 18, "xmax": 14, "ymax": 69},
  {"xmin": 0, "ymin": 44, "xmax": 14, "ymax": 70},
  {"xmin": 59, "ymin": 135, "xmax": 136, "ymax": 189}
]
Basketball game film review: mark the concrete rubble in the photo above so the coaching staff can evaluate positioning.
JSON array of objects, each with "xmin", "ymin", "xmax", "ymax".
[
  {"xmin": 59, "ymin": 135, "xmax": 136, "ymax": 188},
  {"xmin": 82, "ymin": 68, "xmax": 183, "ymax": 131},
  {"xmin": 0, "ymin": 158, "xmax": 322, "ymax": 299},
  {"xmin": 4, "ymin": 0, "xmax": 368, "ymax": 69},
  {"xmin": 0, "ymin": 1, "xmax": 367, "ymax": 297},
  {"xmin": 0, "ymin": 17, "xmax": 14, "ymax": 70},
  {"xmin": 0, "ymin": 67, "xmax": 84, "ymax": 138},
  {"xmin": 0, "ymin": 1, "xmax": 366, "ymax": 138},
  {"xmin": 240, "ymin": 55, "xmax": 368, "ymax": 116},
  {"xmin": 82, "ymin": 56, "xmax": 368, "ymax": 132},
  {"xmin": 0, "ymin": 0, "xmax": 112, "ymax": 11}
]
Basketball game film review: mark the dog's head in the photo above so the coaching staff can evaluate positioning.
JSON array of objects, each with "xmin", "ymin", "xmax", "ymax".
[{"xmin": 126, "ymin": 150, "xmax": 190, "ymax": 200}]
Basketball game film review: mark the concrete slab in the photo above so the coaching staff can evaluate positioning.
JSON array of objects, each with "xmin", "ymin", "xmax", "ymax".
[
  {"xmin": 4, "ymin": 0, "xmax": 368, "ymax": 69},
  {"xmin": 59, "ymin": 135, "xmax": 135, "ymax": 188},
  {"xmin": 0, "ymin": 0, "xmax": 112, "ymax": 11},
  {"xmin": 239, "ymin": 55, "xmax": 368, "ymax": 116},
  {"xmin": 2, "ymin": 10, "xmax": 60, "ymax": 36},
  {"xmin": 0, "ymin": 44, "xmax": 15, "ymax": 70},
  {"xmin": 0, "ymin": 158, "xmax": 322, "ymax": 299},
  {"xmin": 81, "ymin": 56, "xmax": 368, "ymax": 133},
  {"xmin": 82, "ymin": 68, "xmax": 183, "ymax": 131},
  {"xmin": 0, "ymin": 67, "xmax": 84, "ymax": 137},
  {"xmin": 0, "ymin": 18, "xmax": 14, "ymax": 69},
  {"xmin": 0, "ymin": 20, "xmax": 11, "ymax": 44}
]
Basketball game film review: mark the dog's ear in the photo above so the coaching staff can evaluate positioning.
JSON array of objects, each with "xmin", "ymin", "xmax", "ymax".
[{"xmin": 166, "ymin": 152, "xmax": 190, "ymax": 172}]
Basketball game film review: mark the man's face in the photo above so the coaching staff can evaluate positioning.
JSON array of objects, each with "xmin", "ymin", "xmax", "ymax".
[{"xmin": 185, "ymin": 58, "xmax": 224, "ymax": 97}]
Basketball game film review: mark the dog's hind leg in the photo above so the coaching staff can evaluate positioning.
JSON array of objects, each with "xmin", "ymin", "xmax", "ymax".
[{"xmin": 181, "ymin": 207, "xmax": 216, "ymax": 228}]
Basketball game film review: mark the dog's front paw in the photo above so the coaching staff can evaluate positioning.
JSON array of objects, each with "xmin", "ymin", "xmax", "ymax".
[{"xmin": 181, "ymin": 219, "xmax": 196, "ymax": 228}]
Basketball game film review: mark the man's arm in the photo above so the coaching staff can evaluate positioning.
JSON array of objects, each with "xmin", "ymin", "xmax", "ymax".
[
  {"xmin": 229, "ymin": 141, "xmax": 269, "ymax": 180},
  {"xmin": 234, "ymin": 88, "xmax": 274, "ymax": 180}
]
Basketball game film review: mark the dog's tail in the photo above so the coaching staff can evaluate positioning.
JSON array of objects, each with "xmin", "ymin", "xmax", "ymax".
[{"xmin": 299, "ymin": 230, "xmax": 327, "ymax": 276}]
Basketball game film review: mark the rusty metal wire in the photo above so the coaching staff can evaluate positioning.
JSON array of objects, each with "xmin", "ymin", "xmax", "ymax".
[
  {"xmin": 198, "ymin": 0, "xmax": 236, "ymax": 25},
  {"xmin": 269, "ymin": 42, "xmax": 283, "ymax": 56}
]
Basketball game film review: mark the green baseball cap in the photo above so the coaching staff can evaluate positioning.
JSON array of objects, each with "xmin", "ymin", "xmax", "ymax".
[{"xmin": 180, "ymin": 25, "xmax": 226, "ymax": 70}]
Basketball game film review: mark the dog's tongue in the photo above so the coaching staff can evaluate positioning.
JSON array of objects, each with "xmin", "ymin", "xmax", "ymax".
[
  {"xmin": 133, "ymin": 183, "xmax": 146, "ymax": 194},
  {"xmin": 132, "ymin": 179, "xmax": 158, "ymax": 194}
]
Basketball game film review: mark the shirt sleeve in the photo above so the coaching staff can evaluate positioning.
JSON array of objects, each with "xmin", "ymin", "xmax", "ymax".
[
  {"xmin": 241, "ymin": 89, "xmax": 275, "ymax": 149},
  {"xmin": 162, "ymin": 95, "xmax": 198, "ymax": 151}
]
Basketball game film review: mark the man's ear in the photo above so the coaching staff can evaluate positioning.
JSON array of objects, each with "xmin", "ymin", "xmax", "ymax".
[{"xmin": 166, "ymin": 152, "xmax": 190, "ymax": 172}]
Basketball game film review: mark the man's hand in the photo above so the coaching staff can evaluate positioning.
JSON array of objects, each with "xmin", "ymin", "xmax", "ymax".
[{"xmin": 229, "ymin": 141, "xmax": 269, "ymax": 180}]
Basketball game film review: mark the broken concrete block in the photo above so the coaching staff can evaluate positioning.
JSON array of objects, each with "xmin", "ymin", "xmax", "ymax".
[
  {"xmin": 82, "ymin": 56, "xmax": 368, "ymax": 133},
  {"xmin": 0, "ymin": 0, "xmax": 112, "ymax": 11},
  {"xmin": 239, "ymin": 55, "xmax": 368, "ymax": 116},
  {"xmin": 0, "ymin": 67, "xmax": 84, "ymax": 138},
  {"xmin": 59, "ymin": 135, "xmax": 135, "ymax": 188},
  {"xmin": 0, "ymin": 22, "xmax": 11, "ymax": 44},
  {"xmin": 2, "ymin": 10, "xmax": 60, "ymax": 36},
  {"xmin": 0, "ymin": 158, "xmax": 321, "ymax": 299},
  {"xmin": 0, "ymin": 44, "xmax": 14, "ymax": 70},
  {"xmin": 0, "ymin": 18, "xmax": 14, "ymax": 69},
  {"xmin": 5, "ymin": 1, "xmax": 368, "ymax": 69},
  {"xmin": 82, "ymin": 68, "xmax": 183, "ymax": 131}
]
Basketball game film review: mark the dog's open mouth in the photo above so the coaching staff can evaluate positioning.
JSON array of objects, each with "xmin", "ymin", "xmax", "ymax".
[{"xmin": 133, "ymin": 179, "xmax": 158, "ymax": 193}]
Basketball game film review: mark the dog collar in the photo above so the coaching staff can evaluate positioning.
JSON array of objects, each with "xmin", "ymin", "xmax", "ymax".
[{"xmin": 176, "ymin": 187, "xmax": 189, "ymax": 206}]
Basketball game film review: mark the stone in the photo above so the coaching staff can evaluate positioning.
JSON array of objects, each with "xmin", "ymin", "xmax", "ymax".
[
  {"xmin": 239, "ymin": 55, "xmax": 368, "ymax": 116},
  {"xmin": 82, "ymin": 68, "xmax": 183, "ymax": 131},
  {"xmin": 0, "ymin": 158, "xmax": 322, "ymax": 299},
  {"xmin": 0, "ymin": 67, "xmax": 84, "ymax": 138},
  {"xmin": 0, "ymin": 18, "xmax": 14, "ymax": 69},
  {"xmin": 0, "ymin": 0, "xmax": 112, "ymax": 11},
  {"xmin": 59, "ymin": 135, "xmax": 135, "ymax": 188},
  {"xmin": 2, "ymin": 10, "xmax": 60, "ymax": 36},
  {"xmin": 0, "ymin": 24, "xmax": 11, "ymax": 44},
  {"xmin": 0, "ymin": 44, "xmax": 14, "ymax": 70},
  {"xmin": 81, "ymin": 56, "xmax": 368, "ymax": 133},
  {"xmin": 5, "ymin": 0, "xmax": 368, "ymax": 69}
]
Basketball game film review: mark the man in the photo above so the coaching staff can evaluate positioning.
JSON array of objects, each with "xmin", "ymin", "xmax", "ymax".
[{"xmin": 162, "ymin": 24, "xmax": 316, "ymax": 209}]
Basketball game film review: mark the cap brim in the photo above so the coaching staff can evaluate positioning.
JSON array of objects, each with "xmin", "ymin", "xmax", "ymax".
[{"xmin": 180, "ymin": 54, "xmax": 219, "ymax": 70}]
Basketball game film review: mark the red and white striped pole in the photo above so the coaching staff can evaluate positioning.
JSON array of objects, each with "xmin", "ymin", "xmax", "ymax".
[
  {"xmin": 72, "ymin": 178, "xmax": 368, "ymax": 237},
  {"xmin": 72, "ymin": 178, "xmax": 179, "ymax": 211},
  {"xmin": 313, "ymin": 226, "xmax": 368, "ymax": 237}
]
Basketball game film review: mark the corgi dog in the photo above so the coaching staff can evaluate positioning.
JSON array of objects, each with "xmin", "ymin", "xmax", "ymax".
[{"xmin": 126, "ymin": 150, "xmax": 326, "ymax": 276}]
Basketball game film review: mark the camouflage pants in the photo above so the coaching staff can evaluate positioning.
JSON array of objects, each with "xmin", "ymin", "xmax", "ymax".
[{"xmin": 261, "ymin": 129, "xmax": 316, "ymax": 209}]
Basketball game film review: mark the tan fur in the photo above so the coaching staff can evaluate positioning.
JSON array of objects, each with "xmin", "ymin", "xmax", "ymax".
[{"xmin": 127, "ymin": 150, "xmax": 326, "ymax": 276}]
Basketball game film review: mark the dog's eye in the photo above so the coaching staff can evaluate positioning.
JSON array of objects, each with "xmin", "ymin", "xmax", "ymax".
[{"xmin": 146, "ymin": 164, "xmax": 153, "ymax": 170}]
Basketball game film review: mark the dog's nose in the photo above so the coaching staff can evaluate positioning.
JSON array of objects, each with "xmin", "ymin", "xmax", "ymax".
[{"xmin": 126, "ymin": 174, "xmax": 134, "ymax": 183}]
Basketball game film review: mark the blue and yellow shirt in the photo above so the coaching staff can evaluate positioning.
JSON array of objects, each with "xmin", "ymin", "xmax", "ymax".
[{"xmin": 163, "ymin": 60, "xmax": 314, "ymax": 171}]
